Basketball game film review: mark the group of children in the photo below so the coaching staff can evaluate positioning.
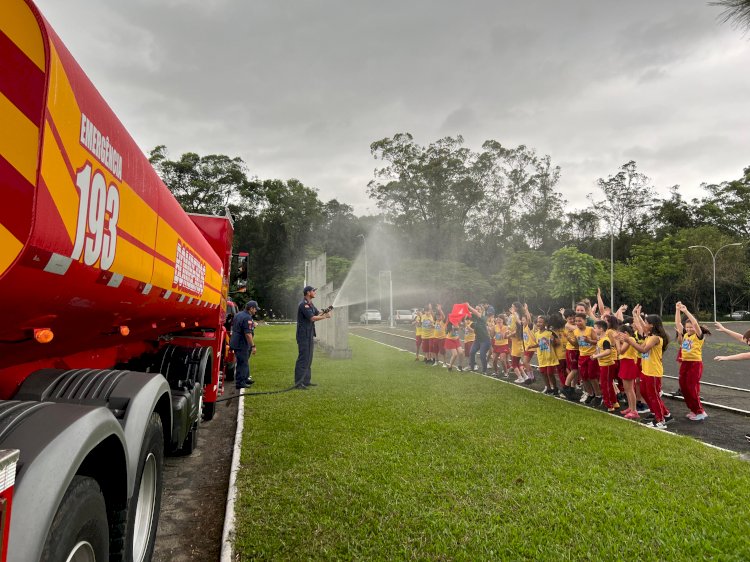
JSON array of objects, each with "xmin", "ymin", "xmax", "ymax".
[{"xmin": 412, "ymin": 291, "xmax": 721, "ymax": 430}]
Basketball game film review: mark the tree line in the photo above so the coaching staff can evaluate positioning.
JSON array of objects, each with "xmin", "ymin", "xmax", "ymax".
[{"xmin": 149, "ymin": 137, "xmax": 750, "ymax": 320}]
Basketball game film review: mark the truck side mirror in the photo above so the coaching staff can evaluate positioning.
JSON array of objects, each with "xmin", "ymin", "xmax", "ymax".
[{"xmin": 236, "ymin": 252, "xmax": 248, "ymax": 292}]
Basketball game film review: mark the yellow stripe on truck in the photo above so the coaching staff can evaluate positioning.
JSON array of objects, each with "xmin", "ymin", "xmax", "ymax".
[
  {"xmin": 0, "ymin": 0, "xmax": 46, "ymax": 71},
  {"xmin": 0, "ymin": 223, "xmax": 24, "ymax": 276},
  {"xmin": 0, "ymin": 91, "xmax": 39, "ymax": 184}
]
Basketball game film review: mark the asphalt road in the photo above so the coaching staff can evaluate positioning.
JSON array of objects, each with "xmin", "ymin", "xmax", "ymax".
[{"xmin": 351, "ymin": 322, "xmax": 750, "ymax": 454}]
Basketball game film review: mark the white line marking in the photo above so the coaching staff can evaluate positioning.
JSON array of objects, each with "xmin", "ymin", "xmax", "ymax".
[{"xmin": 220, "ymin": 391, "xmax": 244, "ymax": 562}]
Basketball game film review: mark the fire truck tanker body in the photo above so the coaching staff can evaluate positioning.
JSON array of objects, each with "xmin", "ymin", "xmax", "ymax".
[{"xmin": 0, "ymin": 1, "xmax": 235, "ymax": 560}]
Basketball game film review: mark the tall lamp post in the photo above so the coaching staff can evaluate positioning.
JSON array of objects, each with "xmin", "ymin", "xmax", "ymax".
[
  {"xmin": 688, "ymin": 242, "xmax": 742, "ymax": 322},
  {"xmin": 356, "ymin": 234, "xmax": 368, "ymax": 325}
]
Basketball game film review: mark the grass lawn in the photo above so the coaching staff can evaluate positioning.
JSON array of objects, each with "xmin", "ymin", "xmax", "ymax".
[{"xmin": 234, "ymin": 326, "xmax": 750, "ymax": 561}]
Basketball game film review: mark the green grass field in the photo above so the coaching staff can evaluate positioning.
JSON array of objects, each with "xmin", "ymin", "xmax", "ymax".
[{"xmin": 234, "ymin": 326, "xmax": 750, "ymax": 561}]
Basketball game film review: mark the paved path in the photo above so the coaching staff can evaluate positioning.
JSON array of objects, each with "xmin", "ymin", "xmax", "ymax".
[{"xmin": 153, "ymin": 387, "xmax": 239, "ymax": 561}]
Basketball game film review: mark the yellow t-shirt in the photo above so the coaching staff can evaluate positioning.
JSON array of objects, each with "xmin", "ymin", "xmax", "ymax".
[
  {"xmin": 509, "ymin": 317, "xmax": 523, "ymax": 357},
  {"xmin": 446, "ymin": 324, "xmax": 460, "ymax": 341},
  {"xmin": 641, "ymin": 336, "xmax": 664, "ymax": 377},
  {"xmin": 564, "ymin": 325, "xmax": 578, "ymax": 351},
  {"xmin": 681, "ymin": 333, "xmax": 704, "ymax": 362},
  {"xmin": 606, "ymin": 329, "xmax": 619, "ymax": 361},
  {"xmin": 522, "ymin": 326, "xmax": 536, "ymax": 351},
  {"xmin": 421, "ymin": 314, "xmax": 434, "ymax": 339},
  {"xmin": 464, "ymin": 321, "xmax": 475, "ymax": 343},
  {"xmin": 536, "ymin": 329, "xmax": 559, "ymax": 367},
  {"xmin": 434, "ymin": 319, "xmax": 446, "ymax": 338},
  {"xmin": 553, "ymin": 330, "xmax": 566, "ymax": 360},
  {"xmin": 574, "ymin": 326, "xmax": 595, "ymax": 357},
  {"xmin": 493, "ymin": 324, "xmax": 509, "ymax": 346},
  {"xmin": 596, "ymin": 334, "xmax": 615, "ymax": 366},
  {"xmin": 620, "ymin": 340, "xmax": 639, "ymax": 361}
]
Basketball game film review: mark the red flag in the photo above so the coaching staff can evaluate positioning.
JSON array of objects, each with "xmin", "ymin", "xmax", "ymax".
[{"xmin": 448, "ymin": 303, "xmax": 469, "ymax": 326}]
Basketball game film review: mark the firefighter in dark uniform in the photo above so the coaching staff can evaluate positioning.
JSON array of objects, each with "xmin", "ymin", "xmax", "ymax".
[
  {"xmin": 295, "ymin": 286, "xmax": 332, "ymax": 389},
  {"xmin": 230, "ymin": 300, "xmax": 258, "ymax": 389}
]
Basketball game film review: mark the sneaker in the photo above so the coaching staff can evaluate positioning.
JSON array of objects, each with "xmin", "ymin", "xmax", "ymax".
[
  {"xmin": 664, "ymin": 413, "xmax": 674, "ymax": 424},
  {"xmin": 585, "ymin": 394, "xmax": 596, "ymax": 405},
  {"xmin": 607, "ymin": 407, "xmax": 616, "ymax": 413},
  {"xmin": 579, "ymin": 392, "xmax": 590, "ymax": 403},
  {"xmin": 514, "ymin": 377, "xmax": 525, "ymax": 384},
  {"xmin": 636, "ymin": 403, "xmax": 650, "ymax": 414},
  {"xmin": 448, "ymin": 367, "xmax": 453, "ymax": 372},
  {"xmin": 552, "ymin": 389, "xmax": 561, "ymax": 397},
  {"xmin": 621, "ymin": 408, "xmax": 632, "ymax": 416},
  {"xmin": 692, "ymin": 412, "xmax": 708, "ymax": 421},
  {"xmin": 624, "ymin": 411, "xmax": 640, "ymax": 420},
  {"xmin": 654, "ymin": 420, "xmax": 668, "ymax": 430},
  {"xmin": 590, "ymin": 396, "xmax": 602, "ymax": 407},
  {"xmin": 457, "ymin": 366, "xmax": 464, "ymax": 372},
  {"xmin": 542, "ymin": 386, "xmax": 551, "ymax": 394},
  {"xmin": 617, "ymin": 392, "xmax": 627, "ymax": 403},
  {"xmin": 612, "ymin": 402, "xmax": 621, "ymax": 410}
]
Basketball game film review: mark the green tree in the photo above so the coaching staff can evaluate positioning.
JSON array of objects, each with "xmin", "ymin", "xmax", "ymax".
[
  {"xmin": 393, "ymin": 259, "xmax": 493, "ymax": 305},
  {"xmin": 548, "ymin": 247, "xmax": 603, "ymax": 307},
  {"xmin": 695, "ymin": 167, "xmax": 750, "ymax": 238},
  {"xmin": 712, "ymin": 0, "xmax": 750, "ymax": 29},
  {"xmin": 149, "ymin": 145, "xmax": 253, "ymax": 215},
  {"xmin": 628, "ymin": 238, "xmax": 685, "ymax": 317},
  {"xmin": 590, "ymin": 160, "xmax": 654, "ymax": 238},
  {"xmin": 367, "ymin": 133, "xmax": 483, "ymax": 259},
  {"xmin": 491, "ymin": 251, "xmax": 550, "ymax": 302}
]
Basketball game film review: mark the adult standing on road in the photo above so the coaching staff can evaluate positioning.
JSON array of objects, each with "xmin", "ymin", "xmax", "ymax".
[
  {"xmin": 295, "ymin": 286, "xmax": 332, "ymax": 389},
  {"xmin": 230, "ymin": 300, "xmax": 258, "ymax": 389},
  {"xmin": 467, "ymin": 303, "xmax": 491, "ymax": 373}
]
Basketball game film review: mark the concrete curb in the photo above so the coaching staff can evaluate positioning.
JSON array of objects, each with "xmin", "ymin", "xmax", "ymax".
[{"xmin": 220, "ymin": 392, "xmax": 245, "ymax": 562}]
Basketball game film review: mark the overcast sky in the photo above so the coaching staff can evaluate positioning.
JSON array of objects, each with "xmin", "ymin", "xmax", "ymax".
[{"xmin": 36, "ymin": 0, "xmax": 750, "ymax": 214}]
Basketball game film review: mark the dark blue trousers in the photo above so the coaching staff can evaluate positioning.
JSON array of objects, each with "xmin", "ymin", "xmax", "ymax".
[
  {"xmin": 295, "ymin": 336, "xmax": 314, "ymax": 386},
  {"xmin": 469, "ymin": 339, "xmax": 490, "ymax": 372},
  {"xmin": 234, "ymin": 348, "xmax": 250, "ymax": 387}
]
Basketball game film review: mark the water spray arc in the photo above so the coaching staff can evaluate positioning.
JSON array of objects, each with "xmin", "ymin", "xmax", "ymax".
[{"xmin": 356, "ymin": 234, "xmax": 369, "ymax": 324}]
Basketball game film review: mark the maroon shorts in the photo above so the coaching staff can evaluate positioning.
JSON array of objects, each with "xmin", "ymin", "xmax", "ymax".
[
  {"xmin": 422, "ymin": 338, "xmax": 432, "ymax": 352},
  {"xmin": 524, "ymin": 351, "xmax": 535, "ymax": 360},
  {"xmin": 539, "ymin": 365, "xmax": 557, "ymax": 376},
  {"xmin": 565, "ymin": 349, "xmax": 579, "ymax": 370},
  {"xmin": 444, "ymin": 338, "xmax": 461, "ymax": 350},
  {"xmin": 432, "ymin": 338, "xmax": 445, "ymax": 354},
  {"xmin": 492, "ymin": 344, "xmax": 510, "ymax": 354},
  {"xmin": 464, "ymin": 341, "xmax": 474, "ymax": 356},
  {"xmin": 578, "ymin": 355, "xmax": 596, "ymax": 380},
  {"xmin": 618, "ymin": 358, "xmax": 639, "ymax": 380},
  {"xmin": 511, "ymin": 355, "xmax": 522, "ymax": 368}
]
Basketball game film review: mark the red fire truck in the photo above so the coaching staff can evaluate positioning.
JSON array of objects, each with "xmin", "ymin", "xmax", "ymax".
[{"xmin": 0, "ymin": 1, "xmax": 240, "ymax": 560}]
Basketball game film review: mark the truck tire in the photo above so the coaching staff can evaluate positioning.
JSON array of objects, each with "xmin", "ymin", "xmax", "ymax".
[
  {"xmin": 127, "ymin": 412, "xmax": 164, "ymax": 562},
  {"xmin": 41, "ymin": 475, "xmax": 109, "ymax": 562}
]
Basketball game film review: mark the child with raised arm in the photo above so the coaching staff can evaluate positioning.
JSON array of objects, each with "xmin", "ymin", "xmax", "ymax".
[
  {"xmin": 444, "ymin": 318, "xmax": 463, "ymax": 372},
  {"xmin": 616, "ymin": 324, "xmax": 641, "ymax": 419},
  {"xmin": 675, "ymin": 302, "xmax": 709, "ymax": 421},
  {"xmin": 561, "ymin": 309, "xmax": 580, "ymax": 400},
  {"xmin": 713, "ymin": 320, "xmax": 750, "ymax": 361},
  {"xmin": 574, "ymin": 312, "xmax": 601, "ymax": 405},
  {"xmin": 492, "ymin": 314, "xmax": 511, "ymax": 377},
  {"xmin": 592, "ymin": 319, "xmax": 619, "ymax": 411},
  {"xmin": 509, "ymin": 303, "xmax": 528, "ymax": 383},
  {"xmin": 528, "ymin": 315, "xmax": 560, "ymax": 395},
  {"xmin": 617, "ymin": 313, "xmax": 671, "ymax": 429}
]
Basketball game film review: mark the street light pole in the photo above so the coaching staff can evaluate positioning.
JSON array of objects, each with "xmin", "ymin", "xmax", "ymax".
[
  {"xmin": 688, "ymin": 242, "xmax": 742, "ymax": 322},
  {"xmin": 610, "ymin": 230, "xmax": 614, "ymax": 312},
  {"xmin": 357, "ymin": 234, "xmax": 368, "ymax": 325}
]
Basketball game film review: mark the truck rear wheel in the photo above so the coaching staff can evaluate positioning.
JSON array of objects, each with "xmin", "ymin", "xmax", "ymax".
[
  {"xmin": 42, "ymin": 476, "xmax": 109, "ymax": 562},
  {"xmin": 127, "ymin": 413, "xmax": 164, "ymax": 562}
]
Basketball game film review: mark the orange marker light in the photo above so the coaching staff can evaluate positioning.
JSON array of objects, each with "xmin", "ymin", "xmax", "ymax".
[
  {"xmin": 180, "ymin": 322, "xmax": 186, "ymax": 328},
  {"xmin": 194, "ymin": 321, "xmax": 199, "ymax": 327},
  {"xmin": 34, "ymin": 328, "xmax": 54, "ymax": 344},
  {"xmin": 151, "ymin": 323, "xmax": 157, "ymax": 329},
  {"xmin": 119, "ymin": 326, "xmax": 130, "ymax": 336}
]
